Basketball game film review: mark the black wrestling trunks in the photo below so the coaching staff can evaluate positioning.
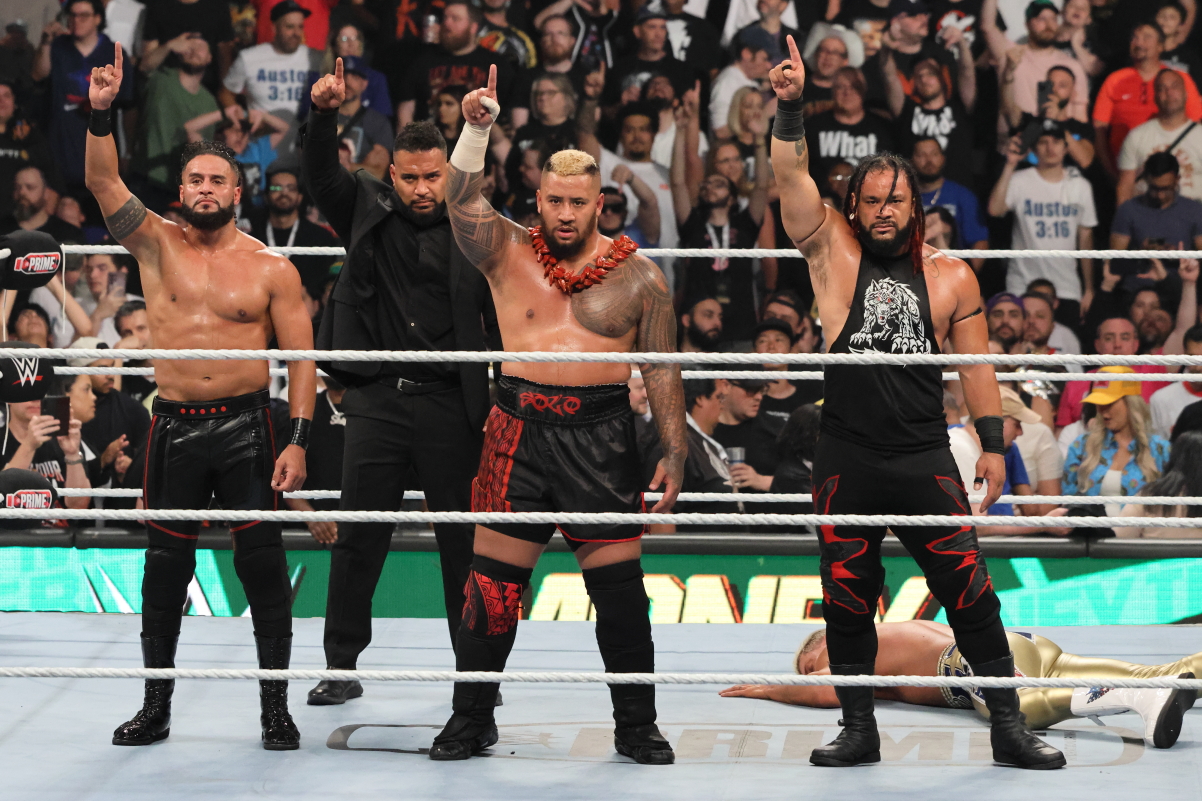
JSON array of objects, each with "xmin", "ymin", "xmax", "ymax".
[
  {"xmin": 471, "ymin": 374, "xmax": 644, "ymax": 546},
  {"xmin": 144, "ymin": 389, "xmax": 278, "ymax": 543}
]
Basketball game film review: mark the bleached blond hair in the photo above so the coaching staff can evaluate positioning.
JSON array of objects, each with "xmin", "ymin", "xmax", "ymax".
[
  {"xmin": 794, "ymin": 628, "xmax": 827, "ymax": 673},
  {"xmin": 543, "ymin": 149, "xmax": 599, "ymax": 177}
]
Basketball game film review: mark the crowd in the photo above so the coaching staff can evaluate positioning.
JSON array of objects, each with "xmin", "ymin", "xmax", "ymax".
[{"xmin": 4, "ymin": 0, "xmax": 1202, "ymax": 535}]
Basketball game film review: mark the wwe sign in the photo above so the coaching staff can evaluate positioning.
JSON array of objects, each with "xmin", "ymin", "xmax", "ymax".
[
  {"xmin": 13, "ymin": 251, "xmax": 61, "ymax": 276},
  {"xmin": 5, "ymin": 489, "xmax": 52, "ymax": 510},
  {"xmin": 9, "ymin": 357, "xmax": 41, "ymax": 387}
]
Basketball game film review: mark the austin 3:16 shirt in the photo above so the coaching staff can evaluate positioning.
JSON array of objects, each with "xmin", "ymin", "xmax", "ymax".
[{"xmin": 1003, "ymin": 165, "xmax": 1098, "ymax": 302}]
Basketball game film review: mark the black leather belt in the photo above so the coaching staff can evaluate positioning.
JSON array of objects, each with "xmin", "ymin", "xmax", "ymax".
[{"xmin": 378, "ymin": 376, "xmax": 459, "ymax": 395}]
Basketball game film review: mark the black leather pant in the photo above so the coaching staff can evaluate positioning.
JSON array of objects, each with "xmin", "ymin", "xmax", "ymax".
[{"xmin": 141, "ymin": 390, "xmax": 292, "ymax": 640}]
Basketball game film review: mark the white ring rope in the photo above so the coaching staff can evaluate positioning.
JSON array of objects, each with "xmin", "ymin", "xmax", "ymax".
[
  {"xmin": 0, "ymin": 666, "xmax": 1198, "ymax": 688},
  {"xmin": 50, "ymin": 488, "xmax": 1202, "ymax": 507},
  {"xmin": 1, "ymin": 507, "xmax": 1194, "ymax": 527},
  {"xmin": 7, "ymin": 348, "xmax": 1202, "ymax": 366},
  {"xmin": 57, "ymin": 245, "xmax": 1202, "ymax": 260}
]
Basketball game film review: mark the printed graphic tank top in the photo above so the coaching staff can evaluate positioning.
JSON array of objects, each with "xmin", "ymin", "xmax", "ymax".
[{"xmin": 821, "ymin": 249, "xmax": 949, "ymax": 453}]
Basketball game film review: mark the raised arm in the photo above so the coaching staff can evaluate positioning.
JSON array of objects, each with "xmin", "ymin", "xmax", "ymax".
[
  {"xmin": 769, "ymin": 37, "xmax": 827, "ymax": 247},
  {"xmin": 302, "ymin": 58, "xmax": 359, "ymax": 242},
  {"xmin": 84, "ymin": 44, "xmax": 167, "ymax": 269},
  {"xmin": 630, "ymin": 255, "xmax": 685, "ymax": 513},
  {"xmin": 267, "ymin": 257, "xmax": 316, "ymax": 493},
  {"xmin": 1164, "ymin": 247, "xmax": 1199, "ymax": 355},
  {"xmin": 448, "ymin": 65, "xmax": 531, "ymax": 274},
  {"xmin": 945, "ymin": 258, "xmax": 1005, "ymax": 510}
]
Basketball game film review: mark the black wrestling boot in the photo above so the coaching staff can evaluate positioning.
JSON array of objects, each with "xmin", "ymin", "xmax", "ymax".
[
  {"xmin": 810, "ymin": 663, "xmax": 881, "ymax": 767},
  {"xmin": 612, "ymin": 683, "xmax": 674, "ymax": 764},
  {"xmin": 256, "ymin": 636, "xmax": 300, "ymax": 751},
  {"xmin": 974, "ymin": 653, "xmax": 1066, "ymax": 770},
  {"xmin": 113, "ymin": 635, "xmax": 178, "ymax": 746},
  {"xmin": 307, "ymin": 674, "xmax": 363, "ymax": 706},
  {"xmin": 429, "ymin": 681, "xmax": 499, "ymax": 761}
]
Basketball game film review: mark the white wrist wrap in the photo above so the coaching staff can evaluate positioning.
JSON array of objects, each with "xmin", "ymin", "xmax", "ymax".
[{"xmin": 449, "ymin": 96, "xmax": 500, "ymax": 173}]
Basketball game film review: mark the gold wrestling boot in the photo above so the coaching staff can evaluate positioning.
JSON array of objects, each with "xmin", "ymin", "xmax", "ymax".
[
  {"xmin": 974, "ymin": 653, "xmax": 1066, "ymax": 769},
  {"xmin": 810, "ymin": 663, "xmax": 881, "ymax": 767}
]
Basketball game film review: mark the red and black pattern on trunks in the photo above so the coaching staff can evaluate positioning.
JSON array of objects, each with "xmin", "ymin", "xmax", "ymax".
[
  {"xmin": 471, "ymin": 407, "xmax": 524, "ymax": 513},
  {"xmin": 815, "ymin": 474, "xmax": 874, "ymax": 617},
  {"xmin": 928, "ymin": 475, "xmax": 993, "ymax": 611},
  {"xmin": 462, "ymin": 571, "xmax": 523, "ymax": 636}
]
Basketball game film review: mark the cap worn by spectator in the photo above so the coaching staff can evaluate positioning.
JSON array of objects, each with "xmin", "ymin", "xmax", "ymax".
[
  {"xmin": 999, "ymin": 386, "xmax": 1042, "ymax": 424},
  {"xmin": 724, "ymin": 364, "xmax": 768, "ymax": 394},
  {"xmin": 1025, "ymin": 0, "xmax": 1058, "ymax": 20},
  {"xmin": 340, "ymin": 56, "xmax": 369, "ymax": 79},
  {"xmin": 0, "ymin": 469, "xmax": 57, "ymax": 529},
  {"xmin": 270, "ymin": 0, "xmax": 312, "ymax": 22},
  {"xmin": 634, "ymin": 5, "xmax": 667, "ymax": 24},
  {"xmin": 1081, "ymin": 366, "xmax": 1142, "ymax": 405},
  {"xmin": 752, "ymin": 318, "xmax": 797, "ymax": 345},
  {"xmin": 66, "ymin": 336, "xmax": 110, "ymax": 368},
  {"xmin": 985, "ymin": 292, "xmax": 1025, "ymax": 315},
  {"xmin": 888, "ymin": 0, "xmax": 931, "ymax": 18}
]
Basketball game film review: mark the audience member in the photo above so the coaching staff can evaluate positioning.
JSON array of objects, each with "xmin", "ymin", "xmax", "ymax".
[
  {"xmin": 888, "ymin": 56, "xmax": 974, "ymax": 187},
  {"xmin": 1113, "ymin": 151, "xmax": 1202, "ymax": 263},
  {"xmin": 800, "ymin": 26, "xmax": 860, "ymax": 118},
  {"xmin": 1151, "ymin": 325, "xmax": 1202, "ymax": 438},
  {"xmin": 913, "ymin": 137, "xmax": 987, "ymax": 266},
  {"xmin": 1025, "ymin": 278, "xmax": 1083, "ymax": 353},
  {"xmin": 1096, "ymin": 24, "xmax": 1202, "ymax": 176},
  {"xmin": 0, "ymin": 166, "xmax": 85, "ymax": 242},
  {"xmin": 0, "ymin": 81, "xmax": 56, "ymax": 221},
  {"xmin": 7, "ymin": 303, "xmax": 53, "ymax": 346},
  {"xmin": 1058, "ymin": 319, "xmax": 1171, "ymax": 427},
  {"xmin": 532, "ymin": 0, "xmax": 619, "ymax": 70},
  {"xmin": 113, "ymin": 300, "xmax": 156, "ymax": 403},
  {"xmin": 476, "ymin": 0, "xmax": 537, "ymax": 70},
  {"xmin": 870, "ymin": 2, "xmax": 972, "ymax": 119},
  {"xmin": 83, "ymin": 254, "xmax": 143, "ymax": 345},
  {"xmin": 679, "ymin": 295, "xmax": 723, "ymax": 354},
  {"xmin": 398, "ymin": 0, "xmax": 515, "ymax": 127},
  {"xmin": 0, "ymin": 375, "xmax": 94, "ymax": 506},
  {"xmin": 713, "ymin": 372, "xmax": 777, "ymax": 493},
  {"xmin": 752, "ymin": 318, "xmax": 811, "ymax": 433},
  {"xmin": 1007, "ymin": 385, "xmax": 1065, "ymax": 512},
  {"xmin": 221, "ymin": 0, "xmax": 319, "ymax": 120},
  {"xmin": 249, "ymin": 161, "xmax": 339, "ymax": 290},
  {"xmin": 1001, "ymin": 64, "xmax": 1096, "ymax": 171},
  {"xmin": 1064, "ymin": 367, "xmax": 1171, "ymax": 511},
  {"xmin": 598, "ymin": 103, "xmax": 679, "ymax": 259},
  {"xmin": 729, "ymin": 0, "xmax": 799, "ymax": 67},
  {"xmin": 605, "ymin": 7, "xmax": 693, "ymax": 107},
  {"xmin": 710, "ymin": 42, "xmax": 771, "ymax": 140},
  {"xmin": 1115, "ymin": 429, "xmax": 1202, "ymax": 537},
  {"xmin": 1156, "ymin": 1, "xmax": 1202, "ymax": 78},
  {"xmin": 1117, "ymin": 69, "xmax": 1202, "ymax": 204},
  {"xmin": 330, "ymin": 56, "xmax": 393, "ymax": 179},
  {"xmin": 989, "ymin": 121, "xmax": 1096, "ymax": 320},
  {"xmin": 769, "ymin": 403, "xmax": 821, "ymax": 516},
  {"xmin": 986, "ymin": 291, "xmax": 1025, "ymax": 352},
  {"xmin": 22, "ymin": 271, "xmax": 93, "ymax": 348},
  {"xmin": 67, "ymin": 337, "xmax": 149, "ymax": 478},
  {"xmin": 659, "ymin": 0, "xmax": 722, "ymax": 77},
  {"xmin": 139, "ymin": 0, "xmax": 236, "ymax": 92},
  {"xmin": 805, "ymin": 66, "xmax": 896, "ymax": 185}
]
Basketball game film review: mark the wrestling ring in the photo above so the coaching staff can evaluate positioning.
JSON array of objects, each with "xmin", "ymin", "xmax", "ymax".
[{"xmin": 2, "ymin": 245, "xmax": 1201, "ymax": 799}]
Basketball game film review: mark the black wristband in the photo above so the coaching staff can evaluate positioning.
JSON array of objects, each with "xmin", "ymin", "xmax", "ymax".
[
  {"xmin": 89, "ymin": 108, "xmax": 112, "ymax": 137},
  {"xmin": 974, "ymin": 415, "xmax": 1005, "ymax": 455},
  {"xmin": 772, "ymin": 96, "xmax": 805, "ymax": 142},
  {"xmin": 289, "ymin": 418, "xmax": 311, "ymax": 450}
]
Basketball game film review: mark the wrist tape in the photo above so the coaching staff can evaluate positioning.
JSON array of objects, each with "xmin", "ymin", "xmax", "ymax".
[
  {"xmin": 772, "ymin": 97, "xmax": 805, "ymax": 142},
  {"xmin": 289, "ymin": 418, "xmax": 311, "ymax": 450},
  {"xmin": 449, "ymin": 96, "xmax": 500, "ymax": 173},
  {"xmin": 89, "ymin": 108, "xmax": 112, "ymax": 137},
  {"xmin": 974, "ymin": 415, "xmax": 1006, "ymax": 455}
]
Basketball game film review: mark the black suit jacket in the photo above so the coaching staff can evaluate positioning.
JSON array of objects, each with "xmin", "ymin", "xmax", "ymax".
[{"xmin": 303, "ymin": 107, "xmax": 498, "ymax": 430}]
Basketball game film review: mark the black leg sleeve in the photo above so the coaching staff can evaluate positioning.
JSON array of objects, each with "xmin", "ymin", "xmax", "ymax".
[
  {"xmin": 452, "ymin": 555, "xmax": 532, "ymax": 718},
  {"xmin": 140, "ymin": 546, "xmax": 197, "ymax": 639},
  {"xmin": 233, "ymin": 522, "xmax": 293, "ymax": 640},
  {"xmin": 582, "ymin": 559, "xmax": 656, "ymax": 728}
]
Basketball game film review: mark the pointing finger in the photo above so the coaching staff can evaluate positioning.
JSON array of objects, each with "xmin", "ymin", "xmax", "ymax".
[
  {"xmin": 487, "ymin": 63, "xmax": 497, "ymax": 95},
  {"xmin": 334, "ymin": 57, "xmax": 343, "ymax": 82},
  {"xmin": 114, "ymin": 41, "xmax": 122, "ymax": 73},
  {"xmin": 786, "ymin": 34, "xmax": 801, "ymax": 66}
]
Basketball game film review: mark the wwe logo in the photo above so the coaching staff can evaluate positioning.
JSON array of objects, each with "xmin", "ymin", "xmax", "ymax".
[{"xmin": 10, "ymin": 357, "xmax": 40, "ymax": 387}]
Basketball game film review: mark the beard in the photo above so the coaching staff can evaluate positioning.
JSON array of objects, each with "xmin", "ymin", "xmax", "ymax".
[
  {"xmin": 270, "ymin": 196, "xmax": 299, "ymax": 216},
  {"xmin": 915, "ymin": 165, "xmax": 941, "ymax": 183},
  {"xmin": 12, "ymin": 199, "xmax": 39, "ymax": 222},
  {"xmin": 397, "ymin": 198, "xmax": 445, "ymax": 226},
  {"xmin": 598, "ymin": 217, "xmax": 624, "ymax": 236},
  {"xmin": 179, "ymin": 198, "xmax": 237, "ymax": 231},
  {"xmin": 856, "ymin": 217, "xmax": 914, "ymax": 258},
  {"xmin": 993, "ymin": 324, "xmax": 1019, "ymax": 350},
  {"xmin": 543, "ymin": 213, "xmax": 597, "ymax": 261},
  {"xmin": 442, "ymin": 29, "xmax": 473, "ymax": 52},
  {"xmin": 685, "ymin": 321, "xmax": 721, "ymax": 351},
  {"xmin": 180, "ymin": 60, "xmax": 208, "ymax": 75}
]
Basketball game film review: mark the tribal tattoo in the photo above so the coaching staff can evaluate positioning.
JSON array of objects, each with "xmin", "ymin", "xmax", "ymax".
[
  {"xmin": 446, "ymin": 163, "xmax": 528, "ymax": 271},
  {"xmin": 105, "ymin": 195, "xmax": 148, "ymax": 241}
]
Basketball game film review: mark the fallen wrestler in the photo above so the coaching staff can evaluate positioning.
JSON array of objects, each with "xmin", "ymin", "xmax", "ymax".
[
  {"xmin": 85, "ymin": 46, "xmax": 316, "ymax": 750},
  {"xmin": 720, "ymin": 620, "xmax": 1199, "ymax": 749},
  {"xmin": 434, "ymin": 66, "xmax": 687, "ymax": 764}
]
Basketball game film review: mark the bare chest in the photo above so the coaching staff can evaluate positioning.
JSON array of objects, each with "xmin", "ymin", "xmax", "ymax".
[
  {"xmin": 493, "ymin": 262, "xmax": 643, "ymax": 347},
  {"xmin": 146, "ymin": 253, "xmax": 272, "ymax": 326}
]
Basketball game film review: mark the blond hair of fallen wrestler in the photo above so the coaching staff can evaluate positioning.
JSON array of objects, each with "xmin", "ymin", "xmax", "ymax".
[{"xmin": 721, "ymin": 620, "xmax": 1199, "ymax": 748}]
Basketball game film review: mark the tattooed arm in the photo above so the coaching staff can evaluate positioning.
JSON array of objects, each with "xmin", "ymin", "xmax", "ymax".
[
  {"xmin": 768, "ymin": 36, "xmax": 828, "ymax": 249},
  {"xmin": 84, "ymin": 44, "xmax": 165, "ymax": 269},
  {"xmin": 448, "ymin": 65, "xmax": 530, "ymax": 276},
  {"xmin": 631, "ymin": 255, "xmax": 686, "ymax": 513}
]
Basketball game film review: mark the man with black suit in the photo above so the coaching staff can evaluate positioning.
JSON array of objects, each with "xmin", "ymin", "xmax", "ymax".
[{"xmin": 303, "ymin": 58, "xmax": 498, "ymax": 705}]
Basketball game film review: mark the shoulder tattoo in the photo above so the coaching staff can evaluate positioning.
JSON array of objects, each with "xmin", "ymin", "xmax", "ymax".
[{"xmin": 105, "ymin": 195, "xmax": 147, "ymax": 241}]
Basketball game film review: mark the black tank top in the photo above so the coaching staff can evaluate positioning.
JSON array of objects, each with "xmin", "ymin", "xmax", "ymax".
[{"xmin": 821, "ymin": 249, "xmax": 949, "ymax": 454}]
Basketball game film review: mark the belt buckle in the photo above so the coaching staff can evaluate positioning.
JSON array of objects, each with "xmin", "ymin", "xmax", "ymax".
[{"xmin": 397, "ymin": 378, "xmax": 416, "ymax": 393}]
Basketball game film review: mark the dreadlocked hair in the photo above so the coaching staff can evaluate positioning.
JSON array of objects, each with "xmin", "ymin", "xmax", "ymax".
[{"xmin": 842, "ymin": 152, "xmax": 926, "ymax": 275}]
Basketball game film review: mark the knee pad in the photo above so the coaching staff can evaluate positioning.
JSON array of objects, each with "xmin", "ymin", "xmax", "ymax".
[
  {"xmin": 582, "ymin": 560, "xmax": 651, "ymax": 651},
  {"xmin": 233, "ymin": 527, "xmax": 292, "ymax": 639},
  {"xmin": 141, "ymin": 546, "xmax": 197, "ymax": 638},
  {"xmin": 924, "ymin": 552, "xmax": 997, "ymax": 624},
  {"xmin": 461, "ymin": 555, "xmax": 532, "ymax": 638}
]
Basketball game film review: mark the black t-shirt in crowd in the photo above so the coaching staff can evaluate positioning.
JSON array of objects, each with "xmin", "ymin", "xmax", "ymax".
[
  {"xmin": 0, "ymin": 425, "xmax": 67, "ymax": 487},
  {"xmin": 141, "ymin": 0, "xmax": 235, "ymax": 91},
  {"xmin": 801, "ymin": 83, "xmax": 834, "ymax": 119},
  {"xmin": 663, "ymin": 12, "xmax": 722, "ymax": 76},
  {"xmin": 834, "ymin": 0, "xmax": 892, "ymax": 32},
  {"xmin": 758, "ymin": 388, "xmax": 815, "ymax": 436},
  {"xmin": 897, "ymin": 97, "xmax": 974, "ymax": 186},
  {"xmin": 639, "ymin": 422, "xmax": 742, "ymax": 531},
  {"xmin": 506, "ymin": 118, "xmax": 580, "ymax": 191},
  {"xmin": 864, "ymin": 41, "xmax": 958, "ymax": 116},
  {"xmin": 0, "ymin": 214, "xmax": 84, "ymax": 244},
  {"xmin": 0, "ymin": 124, "xmax": 58, "ymax": 220},
  {"xmin": 82, "ymin": 388, "xmax": 150, "ymax": 461},
  {"xmin": 121, "ymin": 375, "xmax": 157, "ymax": 405},
  {"xmin": 249, "ymin": 214, "xmax": 341, "ymax": 294},
  {"xmin": 512, "ymin": 66, "xmax": 589, "ymax": 113},
  {"xmin": 603, "ymin": 53, "xmax": 695, "ymax": 105},
  {"xmin": 713, "ymin": 416, "xmax": 780, "ymax": 486},
  {"xmin": 303, "ymin": 390, "xmax": 345, "ymax": 511},
  {"xmin": 400, "ymin": 46, "xmax": 516, "ymax": 124},
  {"xmin": 679, "ymin": 207, "xmax": 761, "ymax": 343},
  {"xmin": 1164, "ymin": 45, "xmax": 1202, "ymax": 78},
  {"xmin": 805, "ymin": 109, "xmax": 896, "ymax": 187}
]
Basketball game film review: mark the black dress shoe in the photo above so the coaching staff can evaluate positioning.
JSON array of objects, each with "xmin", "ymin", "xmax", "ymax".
[
  {"xmin": 614, "ymin": 724, "xmax": 675, "ymax": 764},
  {"xmin": 429, "ymin": 713, "xmax": 499, "ymax": 761},
  {"xmin": 307, "ymin": 678, "xmax": 364, "ymax": 706}
]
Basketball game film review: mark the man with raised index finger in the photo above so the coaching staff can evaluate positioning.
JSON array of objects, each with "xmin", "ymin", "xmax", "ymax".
[
  {"xmin": 430, "ymin": 64, "xmax": 687, "ymax": 765},
  {"xmin": 302, "ymin": 57, "xmax": 499, "ymax": 706},
  {"xmin": 768, "ymin": 35, "xmax": 1065, "ymax": 770},
  {"xmin": 84, "ymin": 44, "xmax": 317, "ymax": 751}
]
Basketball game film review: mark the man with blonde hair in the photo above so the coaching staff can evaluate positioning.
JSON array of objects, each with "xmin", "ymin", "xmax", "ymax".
[{"xmin": 432, "ymin": 66, "xmax": 687, "ymax": 766}]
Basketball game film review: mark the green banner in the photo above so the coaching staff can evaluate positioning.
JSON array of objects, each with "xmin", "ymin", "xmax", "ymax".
[{"xmin": 3, "ymin": 548, "xmax": 1201, "ymax": 626}]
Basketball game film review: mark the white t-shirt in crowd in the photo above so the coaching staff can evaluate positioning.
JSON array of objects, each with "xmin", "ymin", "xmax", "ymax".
[
  {"xmin": 1004, "ymin": 166, "xmax": 1098, "ymax": 301},
  {"xmin": 104, "ymin": 0, "xmax": 145, "ymax": 55},
  {"xmin": 223, "ymin": 43, "xmax": 317, "ymax": 115},
  {"xmin": 1049, "ymin": 321, "xmax": 1081, "ymax": 354},
  {"xmin": 1015, "ymin": 420, "xmax": 1064, "ymax": 487},
  {"xmin": 1150, "ymin": 381, "xmax": 1202, "ymax": 439},
  {"xmin": 1118, "ymin": 118, "xmax": 1202, "ymax": 203},
  {"xmin": 598, "ymin": 149, "xmax": 678, "ymax": 250},
  {"xmin": 720, "ymin": 0, "xmax": 799, "ymax": 45},
  {"xmin": 948, "ymin": 426, "xmax": 981, "ymax": 490},
  {"xmin": 709, "ymin": 64, "xmax": 758, "ymax": 135},
  {"xmin": 29, "ymin": 286, "xmax": 75, "ymax": 348},
  {"xmin": 650, "ymin": 119, "xmax": 709, "ymax": 172}
]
